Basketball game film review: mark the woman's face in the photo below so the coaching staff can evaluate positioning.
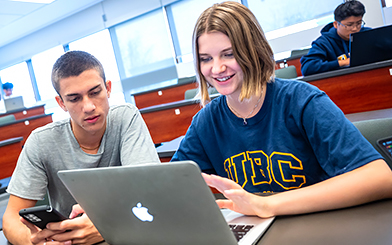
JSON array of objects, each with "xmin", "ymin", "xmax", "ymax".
[{"xmin": 198, "ymin": 31, "xmax": 244, "ymax": 98}]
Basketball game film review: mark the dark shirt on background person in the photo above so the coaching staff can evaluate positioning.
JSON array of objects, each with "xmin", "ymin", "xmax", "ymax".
[{"xmin": 300, "ymin": 0, "xmax": 370, "ymax": 76}]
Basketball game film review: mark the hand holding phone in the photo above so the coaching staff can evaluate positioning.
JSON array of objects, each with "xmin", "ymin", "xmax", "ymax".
[{"xmin": 19, "ymin": 205, "xmax": 67, "ymax": 230}]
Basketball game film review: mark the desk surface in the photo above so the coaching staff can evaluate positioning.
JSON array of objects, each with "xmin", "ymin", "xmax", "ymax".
[
  {"xmin": 1, "ymin": 196, "xmax": 391, "ymax": 245},
  {"xmin": 259, "ymin": 198, "xmax": 392, "ymax": 245},
  {"xmin": 299, "ymin": 59, "xmax": 392, "ymax": 82},
  {"xmin": 0, "ymin": 104, "xmax": 45, "ymax": 116},
  {"xmin": 78, "ymin": 198, "xmax": 392, "ymax": 245},
  {"xmin": 0, "ymin": 137, "xmax": 23, "ymax": 147}
]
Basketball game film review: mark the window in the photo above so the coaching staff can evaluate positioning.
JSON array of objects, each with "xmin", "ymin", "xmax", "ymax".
[
  {"xmin": 168, "ymin": 0, "xmax": 233, "ymax": 63},
  {"xmin": 112, "ymin": 8, "xmax": 174, "ymax": 78},
  {"xmin": 69, "ymin": 29, "xmax": 125, "ymax": 106},
  {"xmin": 0, "ymin": 62, "xmax": 36, "ymax": 107},
  {"xmin": 247, "ymin": 0, "xmax": 342, "ymax": 39},
  {"xmin": 31, "ymin": 45, "xmax": 65, "ymax": 101}
]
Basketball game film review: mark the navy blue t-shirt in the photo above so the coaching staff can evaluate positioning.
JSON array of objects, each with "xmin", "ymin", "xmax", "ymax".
[{"xmin": 172, "ymin": 78, "xmax": 381, "ymax": 194}]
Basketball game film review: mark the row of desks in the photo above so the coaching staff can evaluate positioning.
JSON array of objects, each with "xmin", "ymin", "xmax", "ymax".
[
  {"xmin": 0, "ymin": 104, "xmax": 46, "ymax": 120},
  {"xmin": 141, "ymin": 59, "xmax": 392, "ymax": 145},
  {"xmin": 0, "ymin": 105, "xmax": 52, "ymax": 180},
  {"xmin": 0, "ymin": 138, "xmax": 23, "ymax": 180}
]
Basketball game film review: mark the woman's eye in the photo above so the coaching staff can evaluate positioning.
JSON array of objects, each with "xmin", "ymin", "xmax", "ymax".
[{"xmin": 199, "ymin": 57, "xmax": 211, "ymax": 62}]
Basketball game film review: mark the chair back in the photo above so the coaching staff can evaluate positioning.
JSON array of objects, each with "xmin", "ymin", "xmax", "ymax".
[
  {"xmin": 291, "ymin": 48, "xmax": 310, "ymax": 57},
  {"xmin": 353, "ymin": 117, "xmax": 392, "ymax": 169},
  {"xmin": 275, "ymin": 65, "xmax": 298, "ymax": 79},
  {"xmin": 184, "ymin": 87, "xmax": 219, "ymax": 100},
  {"xmin": 0, "ymin": 114, "xmax": 16, "ymax": 126}
]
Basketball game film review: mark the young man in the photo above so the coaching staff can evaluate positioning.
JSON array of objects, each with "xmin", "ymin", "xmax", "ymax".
[
  {"xmin": 2, "ymin": 82, "xmax": 14, "ymax": 98},
  {"xmin": 3, "ymin": 51, "xmax": 160, "ymax": 245},
  {"xmin": 300, "ymin": 0, "xmax": 370, "ymax": 76}
]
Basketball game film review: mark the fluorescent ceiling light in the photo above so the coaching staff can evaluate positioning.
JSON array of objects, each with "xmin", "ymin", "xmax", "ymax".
[{"xmin": 10, "ymin": 0, "xmax": 56, "ymax": 3}]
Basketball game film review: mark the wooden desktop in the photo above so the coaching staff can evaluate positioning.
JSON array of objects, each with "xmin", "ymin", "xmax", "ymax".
[
  {"xmin": 132, "ymin": 77, "xmax": 198, "ymax": 109},
  {"xmin": 0, "ymin": 137, "xmax": 23, "ymax": 180},
  {"xmin": 299, "ymin": 59, "xmax": 392, "ymax": 114},
  {"xmin": 0, "ymin": 104, "xmax": 46, "ymax": 120},
  {"xmin": 141, "ymin": 59, "xmax": 392, "ymax": 145},
  {"xmin": 0, "ymin": 114, "xmax": 53, "ymax": 146}
]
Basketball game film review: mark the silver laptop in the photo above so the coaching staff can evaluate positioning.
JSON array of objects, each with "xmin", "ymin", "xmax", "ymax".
[
  {"xmin": 4, "ymin": 96, "xmax": 25, "ymax": 112},
  {"xmin": 57, "ymin": 161, "xmax": 274, "ymax": 245}
]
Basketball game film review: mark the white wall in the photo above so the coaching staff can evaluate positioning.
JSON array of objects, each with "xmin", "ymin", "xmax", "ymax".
[{"xmin": 384, "ymin": 6, "xmax": 392, "ymax": 25}]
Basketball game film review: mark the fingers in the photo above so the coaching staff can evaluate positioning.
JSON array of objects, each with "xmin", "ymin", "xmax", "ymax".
[
  {"xmin": 42, "ymin": 240, "xmax": 71, "ymax": 245},
  {"xmin": 202, "ymin": 173, "xmax": 242, "ymax": 193},
  {"xmin": 216, "ymin": 199, "xmax": 234, "ymax": 210},
  {"xmin": 69, "ymin": 204, "xmax": 84, "ymax": 219},
  {"xmin": 49, "ymin": 214, "xmax": 103, "ymax": 245},
  {"xmin": 20, "ymin": 217, "xmax": 40, "ymax": 233}
]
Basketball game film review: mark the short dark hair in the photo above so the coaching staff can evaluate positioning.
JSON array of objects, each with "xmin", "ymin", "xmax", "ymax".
[
  {"xmin": 51, "ymin": 50, "xmax": 106, "ymax": 95},
  {"xmin": 334, "ymin": 0, "xmax": 366, "ymax": 22},
  {"xmin": 2, "ymin": 82, "xmax": 13, "ymax": 90}
]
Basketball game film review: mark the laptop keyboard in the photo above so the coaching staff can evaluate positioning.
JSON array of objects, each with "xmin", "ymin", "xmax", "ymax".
[{"xmin": 229, "ymin": 224, "xmax": 254, "ymax": 241}]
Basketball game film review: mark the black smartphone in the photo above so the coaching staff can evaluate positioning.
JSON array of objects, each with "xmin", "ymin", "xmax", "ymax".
[
  {"xmin": 376, "ymin": 136, "xmax": 392, "ymax": 162},
  {"xmin": 19, "ymin": 205, "xmax": 67, "ymax": 229}
]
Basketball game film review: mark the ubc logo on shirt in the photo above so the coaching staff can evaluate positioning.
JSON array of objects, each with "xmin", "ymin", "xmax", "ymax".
[
  {"xmin": 224, "ymin": 150, "xmax": 306, "ymax": 191},
  {"xmin": 338, "ymin": 54, "xmax": 348, "ymax": 60}
]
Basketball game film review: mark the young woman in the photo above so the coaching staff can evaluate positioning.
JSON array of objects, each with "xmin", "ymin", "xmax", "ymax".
[{"xmin": 171, "ymin": 1, "xmax": 392, "ymax": 218}]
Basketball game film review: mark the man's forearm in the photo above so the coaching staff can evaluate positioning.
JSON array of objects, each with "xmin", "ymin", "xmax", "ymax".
[{"xmin": 3, "ymin": 220, "xmax": 33, "ymax": 245}]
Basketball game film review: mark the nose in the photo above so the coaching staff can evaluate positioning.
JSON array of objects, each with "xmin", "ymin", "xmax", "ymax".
[
  {"xmin": 82, "ymin": 97, "xmax": 96, "ymax": 113},
  {"xmin": 211, "ymin": 58, "xmax": 226, "ymax": 74}
]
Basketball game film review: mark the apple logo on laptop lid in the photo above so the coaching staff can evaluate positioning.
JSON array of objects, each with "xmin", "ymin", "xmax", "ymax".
[{"xmin": 132, "ymin": 202, "xmax": 154, "ymax": 222}]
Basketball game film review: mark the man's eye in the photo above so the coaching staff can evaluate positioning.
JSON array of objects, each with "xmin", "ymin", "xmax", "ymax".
[
  {"xmin": 91, "ymin": 90, "xmax": 101, "ymax": 96},
  {"xmin": 69, "ymin": 97, "xmax": 79, "ymax": 102}
]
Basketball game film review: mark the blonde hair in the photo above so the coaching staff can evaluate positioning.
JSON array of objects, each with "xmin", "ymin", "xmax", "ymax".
[{"xmin": 192, "ymin": 1, "xmax": 275, "ymax": 106}]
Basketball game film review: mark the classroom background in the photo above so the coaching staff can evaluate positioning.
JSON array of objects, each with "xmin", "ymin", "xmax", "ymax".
[{"xmin": 0, "ymin": 0, "xmax": 391, "ymax": 122}]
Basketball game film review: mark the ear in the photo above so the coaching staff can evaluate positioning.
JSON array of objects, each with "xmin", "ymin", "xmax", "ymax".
[
  {"xmin": 55, "ymin": 95, "xmax": 68, "ymax": 112},
  {"xmin": 105, "ymin": 80, "xmax": 112, "ymax": 98},
  {"xmin": 333, "ymin": 21, "xmax": 338, "ymax": 29}
]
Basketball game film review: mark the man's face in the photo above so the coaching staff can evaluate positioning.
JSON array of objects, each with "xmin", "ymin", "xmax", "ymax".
[
  {"xmin": 4, "ymin": 88, "xmax": 12, "ymax": 96},
  {"xmin": 55, "ymin": 69, "xmax": 111, "ymax": 137},
  {"xmin": 334, "ymin": 16, "xmax": 364, "ymax": 41}
]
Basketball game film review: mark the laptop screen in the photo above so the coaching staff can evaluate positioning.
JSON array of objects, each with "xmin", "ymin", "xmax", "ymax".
[
  {"xmin": 349, "ymin": 24, "xmax": 392, "ymax": 67},
  {"xmin": 4, "ymin": 96, "xmax": 25, "ymax": 112}
]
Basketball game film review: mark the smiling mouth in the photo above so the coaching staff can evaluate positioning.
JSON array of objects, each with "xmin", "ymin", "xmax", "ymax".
[{"xmin": 215, "ymin": 74, "xmax": 235, "ymax": 82}]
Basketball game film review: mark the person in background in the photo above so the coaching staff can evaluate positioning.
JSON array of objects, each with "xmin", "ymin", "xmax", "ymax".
[
  {"xmin": 2, "ymin": 82, "xmax": 14, "ymax": 98},
  {"xmin": 3, "ymin": 51, "xmax": 160, "ymax": 245},
  {"xmin": 171, "ymin": 1, "xmax": 392, "ymax": 219},
  {"xmin": 300, "ymin": 0, "xmax": 370, "ymax": 76}
]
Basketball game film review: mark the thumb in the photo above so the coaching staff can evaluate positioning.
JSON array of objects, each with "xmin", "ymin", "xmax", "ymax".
[{"xmin": 69, "ymin": 204, "xmax": 84, "ymax": 219}]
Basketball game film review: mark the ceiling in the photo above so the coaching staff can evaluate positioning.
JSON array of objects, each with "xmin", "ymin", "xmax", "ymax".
[{"xmin": 0, "ymin": 0, "xmax": 102, "ymax": 48}]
